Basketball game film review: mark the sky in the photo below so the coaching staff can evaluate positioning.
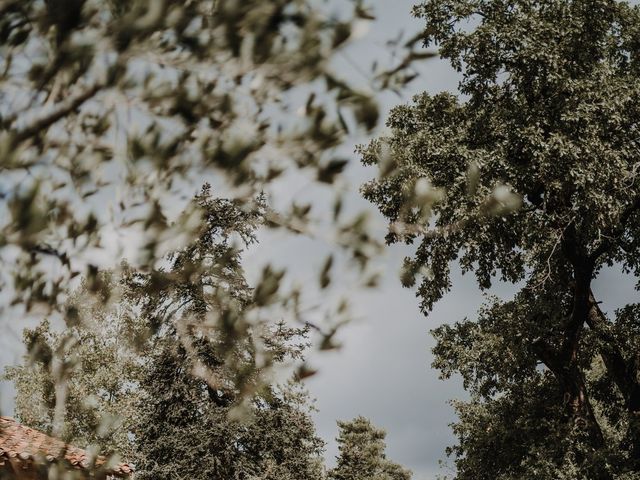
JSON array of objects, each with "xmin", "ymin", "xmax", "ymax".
[
  {"xmin": 241, "ymin": 2, "xmax": 473, "ymax": 478},
  {"xmin": 0, "ymin": 2, "xmax": 469, "ymax": 479},
  {"xmin": 1, "ymin": 2, "xmax": 638, "ymax": 480}
]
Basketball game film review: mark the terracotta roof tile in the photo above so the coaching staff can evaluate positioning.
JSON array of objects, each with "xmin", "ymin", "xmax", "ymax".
[{"xmin": 0, "ymin": 417, "xmax": 133, "ymax": 476}]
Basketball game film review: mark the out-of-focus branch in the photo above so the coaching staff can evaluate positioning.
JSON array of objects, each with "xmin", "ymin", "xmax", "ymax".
[{"xmin": 9, "ymin": 82, "xmax": 104, "ymax": 147}]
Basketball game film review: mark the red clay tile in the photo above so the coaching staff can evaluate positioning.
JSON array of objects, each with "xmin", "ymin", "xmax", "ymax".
[{"xmin": 0, "ymin": 417, "xmax": 132, "ymax": 477}]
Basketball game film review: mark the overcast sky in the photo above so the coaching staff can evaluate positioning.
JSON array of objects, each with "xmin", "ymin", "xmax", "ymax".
[
  {"xmin": 2, "ymin": 2, "xmax": 637, "ymax": 480},
  {"xmin": 241, "ymin": 2, "xmax": 472, "ymax": 478}
]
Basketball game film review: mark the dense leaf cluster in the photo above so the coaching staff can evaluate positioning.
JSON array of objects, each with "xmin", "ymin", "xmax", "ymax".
[{"xmin": 362, "ymin": 0, "xmax": 640, "ymax": 478}]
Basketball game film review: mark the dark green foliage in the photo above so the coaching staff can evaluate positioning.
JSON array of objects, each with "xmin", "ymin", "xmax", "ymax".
[
  {"xmin": 362, "ymin": 0, "xmax": 640, "ymax": 477},
  {"xmin": 7, "ymin": 187, "xmax": 325, "ymax": 479},
  {"xmin": 133, "ymin": 339, "xmax": 325, "ymax": 480},
  {"xmin": 328, "ymin": 416, "xmax": 412, "ymax": 480},
  {"xmin": 128, "ymin": 186, "xmax": 325, "ymax": 479}
]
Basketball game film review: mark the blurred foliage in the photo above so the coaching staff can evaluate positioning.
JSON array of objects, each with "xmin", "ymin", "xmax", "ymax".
[
  {"xmin": 0, "ymin": 0, "xmax": 444, "ymax": 476},
  {"xmin": 6, "ymin": 289, "xmax": 327, "ymax": 478},
  {"xmin": 362, "ymin": 0, "xmax": 640, "ymax": 478},
  {"xmin": 4, "ymin": 277, "xmax": 144, "ymax": 461},
  {"xmin": 0, "ymin": 0, "xmax": 438, "ymax": 467},
  {"xmin": 0, "ymin": 0, "xmax": 431, "ymax": 321}
]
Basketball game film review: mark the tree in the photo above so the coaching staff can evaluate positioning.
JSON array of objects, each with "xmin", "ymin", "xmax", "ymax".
[
  {"xmin": 6, "ymin": 187, "xmax": 326, "ymax": 479},
  {"xmin": 328, "ymin": 416, "xmax": 411, "ymax": 480},
  {"xmin": 133, "ymin": 338, "xmax": 325, "ymax": 480},
  {"xmin": 125, "ymin": 185, "xmax": 325, "ymax": 479},
  {"xmin": 361, "ymin": 0, "xmax": 640, "ymax": 477},
  {"xmin": 7, "ymin": 301, "xmax": 326, "ymax": 480},
  {"xmin": 3, "ymin": 275, "xmax": 144, "ymax": 460}
]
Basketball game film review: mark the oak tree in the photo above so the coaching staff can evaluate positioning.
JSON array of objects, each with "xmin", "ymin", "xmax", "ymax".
[{"xmin": 361, "ymin": 0, "xmax": 640, "ymax": 477}]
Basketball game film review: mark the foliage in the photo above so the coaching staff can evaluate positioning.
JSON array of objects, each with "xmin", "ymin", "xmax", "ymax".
[
  {"xmin": 328, "ymin": 416, "xmax": 412, "ymax": 480},
  {"xmin": 6, "ymin": 187, "xmax": 326, "ymax": 479},
  {"xmin": 120, "ymin": 184, "xmax": 274, "ymax": 396},
  {"xmin": 126, "ymin": 185, "xmax": 325, "ymax": 479},
  {"xmin": 7, "ymin": 302, "xmax": 326, "ymax": 480},
  {"xmin": 361, "ymin": 0, "xmax": 640, "ymax": 477},
  {"xmin": 134, "ymin": 338, "xmax": 325, "ymax": 480},
  {"xmin": 0, "ymin": 0, "xmax": 431, "ymax": 345},
  {"xmin": 4, "ymin": 275, "xmax": 143, "ymax": 460}
]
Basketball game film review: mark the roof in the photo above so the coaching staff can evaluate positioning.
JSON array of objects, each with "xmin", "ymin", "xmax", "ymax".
[{"xmin": 0, "ymin": 417, "xmax": 133, "ymax": 477}]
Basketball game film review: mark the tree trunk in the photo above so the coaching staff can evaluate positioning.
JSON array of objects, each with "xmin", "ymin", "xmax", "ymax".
[
  {"xmin": 629, "ymin": 385, "xmax": 640, "ymax": 467},
  {"xmin": 562, "ymin": 364, "xmax": 605, "ymax": 445},
  {"xmin": 533, "ymin": 339, "xmax": 604, "ymax": 446},
  {"xmin": 587, "ymin": 293, "xmax": 640, "ymax": 467}
]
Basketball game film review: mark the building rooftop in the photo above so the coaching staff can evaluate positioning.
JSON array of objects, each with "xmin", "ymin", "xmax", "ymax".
[{"xmin": 0, "ymin": 417, "xmax": 133, "ymax": 477}]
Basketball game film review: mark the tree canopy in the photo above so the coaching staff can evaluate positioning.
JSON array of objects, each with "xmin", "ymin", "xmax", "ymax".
[
  {"xmin": 6, "ymin": 187, "xmax": 326, "ymax": 479},
  {"xmin": 361, "ymin": 0, "xmax": 640, "ymax": 478}
]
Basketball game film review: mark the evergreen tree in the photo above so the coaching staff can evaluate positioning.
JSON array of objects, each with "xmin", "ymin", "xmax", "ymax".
[
  {"xmin": 361, "ymin": 0, "xmax": 640, "ymax": 477},
  {"xmin": 6, "ymin": 187, "xmax": 326, "ymax": 479},
  {"xmin": 128, "ymin": 186, "xmax": 325, "ymax": 479},
  {"xmin": 328, "ymin": 417, "xmax": 411, "ymax": 480},
  {"xmin": 133, "ymin": 337, "xmax": 325, "ymax": 480}
]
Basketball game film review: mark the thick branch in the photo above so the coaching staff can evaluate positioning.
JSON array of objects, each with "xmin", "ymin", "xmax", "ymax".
[
  {"xmin": 8, "ymin": 83, "xmax": 103, "ymax": 147},
  {"xmin": 587, "ymin": 291, "xmax": 640, "ymax": 465},
  {"xmin": 532, "ymin": 337, "xmax": 562, "ymax": 373},
  {"xmin": 530, "ymin": 238, "xmax": 604, "ymax": 446},
  {"xmin": 589, "ymin": 196, "xmax": 640, "ymax": 264},
  {"xmin": 586, "ymin": 292, "xmax": 634, "ymax": 398},
  {"xmin": 559, "ymin": 223, "xmax": 592, "ymax": 364},
  {"xmin": 532, "ymin": 335, "xmax": 604, "ymax": 447}
]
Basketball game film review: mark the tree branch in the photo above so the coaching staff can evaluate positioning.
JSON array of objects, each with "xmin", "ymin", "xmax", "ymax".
[
  {"xmin": 586, "ymin": 292, "xmax": 630, "ymax": 390},
  {"xmin": 587, "ymin": 290, "xmax": 640, "ymax": 463},
  {"xmin": 589, "ymin": 196, "xmax": 640, "ymax": 264},
  {"xmin": 9, "ymin": 82, "xmax": 103, "ymax": 147},
  {"xmin": 559, "ymin": 221, "xmax": 592, "ymax": 364}
]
